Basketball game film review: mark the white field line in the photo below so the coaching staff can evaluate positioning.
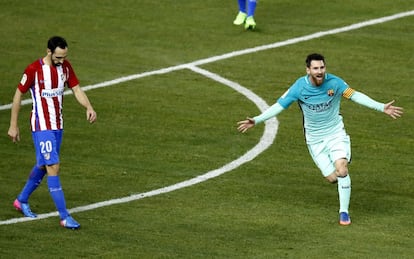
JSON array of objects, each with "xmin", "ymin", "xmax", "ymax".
[
  {"xmin": 1, "ymin": 10, "xmax": 413, "ymax": 111},
  {"xmin": 1, "ymin": 10, "xmax": 413, "ymax": 225},
  {"xmin": 0, "ymin": 69, "xmax": 277, "ymax": 226}
]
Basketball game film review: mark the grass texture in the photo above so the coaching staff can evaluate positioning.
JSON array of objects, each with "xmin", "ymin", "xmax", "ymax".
[{"xmin": 0, "ymin": 0, "xmax": 413, "ymax": 258}]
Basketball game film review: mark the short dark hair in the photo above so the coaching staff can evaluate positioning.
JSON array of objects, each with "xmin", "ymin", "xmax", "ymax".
[
  {"xmin": 47, "ymin": 36, "xmax": 68, "ymax": 53},
  {"xmin": 305, "ymin": 53, "xmax": 325, "ymax": 67}
]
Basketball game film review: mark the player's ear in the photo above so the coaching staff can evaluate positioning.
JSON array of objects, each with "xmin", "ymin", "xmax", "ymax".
[
  {"xmin": 306, "ymin": 67, "xmax": 310, "ymax": 75},
  {"xmin": 46, "ymin": 48, "xmax": 52, "ymax": 55}
]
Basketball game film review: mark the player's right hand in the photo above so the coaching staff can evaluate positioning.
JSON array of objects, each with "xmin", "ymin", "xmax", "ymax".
[{"xmin": 237, "ymin": 117, "xmax": 255, "ymax": 133}]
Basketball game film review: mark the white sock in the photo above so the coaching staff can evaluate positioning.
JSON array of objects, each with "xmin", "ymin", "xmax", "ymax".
[{"xmin": 337, "ymin": 174, "xmax": 351, "ymax": 213}]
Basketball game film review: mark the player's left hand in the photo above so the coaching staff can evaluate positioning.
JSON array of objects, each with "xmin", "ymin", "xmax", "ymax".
[
  {"xmin": 8, "ymin": 126, "xmax": 20, "ymax": 143},
  {"xmin": 87, "ymin": 109, "xmax": 97, "ymax": 123},
  {"xmin": 384, "ymin": 100, "xmax": 403, "ymax": 119}
]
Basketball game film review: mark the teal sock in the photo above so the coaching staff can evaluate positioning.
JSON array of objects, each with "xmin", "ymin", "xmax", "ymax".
[
  {"xmin": 247, "ymin": 0, "xmax": 257, "ymax": 17},
  {"xmin": 48, "ymin": 176, "xmax": 69, "ymax": 219},
  {"xmin": 337, "ymin": 174, "xmax": 351, "ymax": 213}
]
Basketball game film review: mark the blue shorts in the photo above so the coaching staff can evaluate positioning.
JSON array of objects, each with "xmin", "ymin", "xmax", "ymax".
[
  {"xmin": 31, "ymin": 130, "xmax": 63, "ymax": 167},
  {"xmin": 307, "ymin": 133, "xmax": 351, "ymax": 177}
]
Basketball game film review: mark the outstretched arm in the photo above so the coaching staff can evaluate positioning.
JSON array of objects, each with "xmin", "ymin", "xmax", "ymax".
[
  {"xmin": 71, "ymin": 85, "xmax": 97, "ymax": 123},
  {"xmin": 350, "ymin": 91, "xmax": 403, "ymax": 119},
  {"xmin": 237, "ymin": 102, "xmax": 285, "ymax": 133}
]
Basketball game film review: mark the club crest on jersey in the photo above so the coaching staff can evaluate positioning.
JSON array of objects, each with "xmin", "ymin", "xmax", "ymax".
[
  {"xmin": 43, "ymin": 153, "xmax": 51, "ymax": 160},
  {"xmin": 327, "ymin": 89, "xmax": 334, "ymax": 96}
]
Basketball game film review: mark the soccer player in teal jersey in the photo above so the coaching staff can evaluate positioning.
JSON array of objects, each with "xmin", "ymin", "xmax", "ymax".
[
  {"xmin": 237, "ymin": 53, "xmax": 403, "ymax": 225},
  {"xmin": 233, "ymin": 0, "xmax": 257, "ymax": 30}
]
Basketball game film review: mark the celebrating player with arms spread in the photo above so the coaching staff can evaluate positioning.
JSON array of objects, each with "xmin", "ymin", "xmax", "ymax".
[{"xmin": 238, "ymin": 53, "xmax": 403, "ymax": 225}]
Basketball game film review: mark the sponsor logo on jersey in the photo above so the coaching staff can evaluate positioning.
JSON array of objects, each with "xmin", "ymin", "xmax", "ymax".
[
  {"xmin": 303, "ymin": 99, "xmax": 333, "ymax": 112},
  {"xmin": 41, "ymin": 88, "xmax": 65, "ymax": 98}
]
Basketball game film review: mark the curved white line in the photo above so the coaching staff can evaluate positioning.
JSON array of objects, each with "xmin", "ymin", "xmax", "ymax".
[
  {"xmin": 1, "ymin": 10, "xmax": 412, "ymax": 225},
  {"xmin": 0, "ymin": 68, "xmax": 277, "ymax": 225},
  {"xmin": 1, "ymin": 10, "xmax": 412, "ymax": 111}
]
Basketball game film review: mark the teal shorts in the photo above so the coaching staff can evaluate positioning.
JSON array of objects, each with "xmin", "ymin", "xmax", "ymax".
[{"xmin": 307, "ymin": 133, "xmax": 351, "ymax": 177}]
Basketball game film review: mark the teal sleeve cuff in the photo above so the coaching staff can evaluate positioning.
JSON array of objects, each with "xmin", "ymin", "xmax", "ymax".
[
  {"xmin": 350, "ymin": 91, "xmax": 384, "ymax": 112},
  {"xmin": 253, "ymin": 102, "xmax": 284, "ymax": 125}
]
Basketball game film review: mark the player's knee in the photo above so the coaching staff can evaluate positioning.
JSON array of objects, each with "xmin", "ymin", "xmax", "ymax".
[
  {"xmin": 46, "ymin": 163, "xmax": 60, "ymax": 176},
  {"xmin": 336, "ymin": 166, "xmax": 348, "ymax": 178},
  {"xmin": 334, "ymin": 159, "xmax": 348, "ymax": 178},
  {"xmin": 325, "ymin": 173, "xmax": 338, "ymax": 183}
]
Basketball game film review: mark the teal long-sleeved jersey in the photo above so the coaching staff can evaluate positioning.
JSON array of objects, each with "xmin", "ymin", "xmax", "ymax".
[{"xmin": 254, "ymin": 73, "xmax": 384, "ymax": 144}]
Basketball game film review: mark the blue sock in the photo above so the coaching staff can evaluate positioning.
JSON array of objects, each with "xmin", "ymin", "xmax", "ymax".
[
  {"xmin": 17, "ymin": 166, "xmax": 46, "ymax": 203},
  {"xmin": 337, "ymin": 174, "xmax": 351, "ymax": 213},
  {"xmin": 238, "ymin": 0, "xmax": 246, "ymax": 13},
  {"xmin": 247, "ymin": 0, "xmax": 257, "ymax": 17},
  {"xmin": 48, "ymin": 176, "xmax": 69, "ymax": 219}
]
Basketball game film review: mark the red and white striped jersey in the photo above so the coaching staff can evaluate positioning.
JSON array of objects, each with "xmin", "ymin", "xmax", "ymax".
[{"xmin": 18, "ymin": 58, "xmax": 79, "ymax": 132}]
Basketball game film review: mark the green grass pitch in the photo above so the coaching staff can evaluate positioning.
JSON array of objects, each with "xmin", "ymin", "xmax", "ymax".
[{"xmin": 0, "ymin": 0, "xmax": 413, "ymax": 258}]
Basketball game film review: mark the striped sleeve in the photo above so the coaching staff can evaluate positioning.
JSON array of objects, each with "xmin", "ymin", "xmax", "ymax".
[{"xmin": 342, "ymin": 87, "xmax": 355, "ymax": 99}]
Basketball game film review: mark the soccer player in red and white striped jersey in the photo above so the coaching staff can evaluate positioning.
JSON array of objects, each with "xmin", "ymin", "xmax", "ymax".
[{"xmin": 8, "ymin": 36, "xmax": 97, "ymax": 229}]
